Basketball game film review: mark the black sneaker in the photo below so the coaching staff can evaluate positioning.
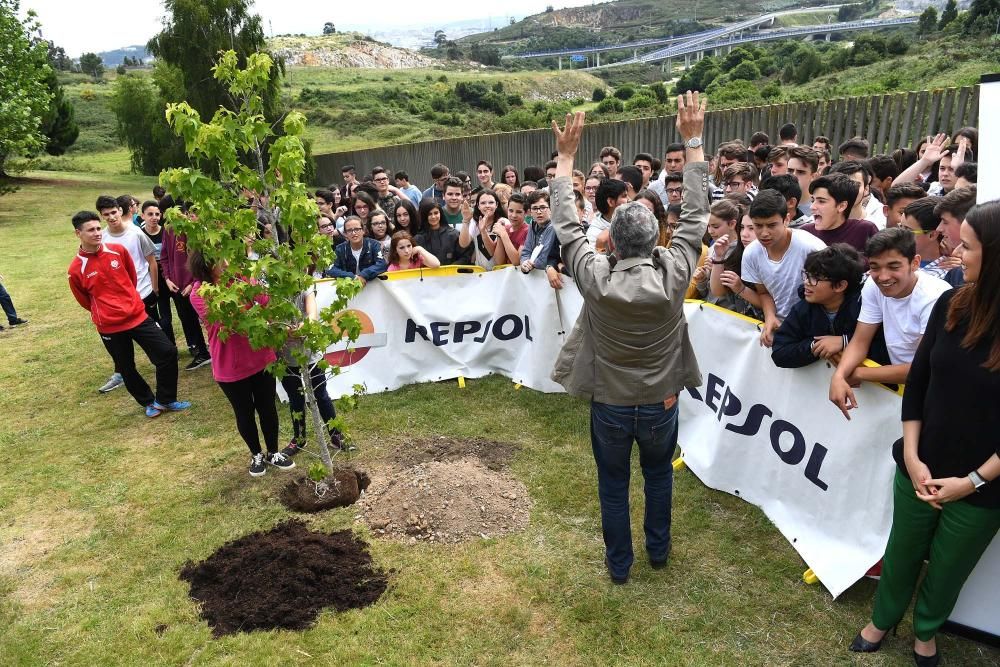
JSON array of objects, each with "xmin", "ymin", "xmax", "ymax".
[
  {"xmin": 9, "ymin": 318, "xmax": 27, "ymax": 326},
  {"xmin": 184, "ymin": 354, "xmax": 212, "ymax": 371},
  {"xmin": 281, "ymin": 439, "xmax": 306, "ymax": 457},
  {"xmin": 249, "ymin": 452, "xmax": 266, "ymax": 477},
  {"xmin": 266, "ymin": 451, "xmax": 295, "ymax": 470}
]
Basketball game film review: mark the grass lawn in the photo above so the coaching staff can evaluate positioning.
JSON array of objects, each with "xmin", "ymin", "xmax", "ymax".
[{"xmin": 2, "ymin": 172, "xmax": 999, "ymax": 665}]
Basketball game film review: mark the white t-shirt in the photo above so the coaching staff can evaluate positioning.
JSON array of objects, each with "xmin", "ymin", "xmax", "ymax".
[
  {"xmin": 865, "ymin": 196, "xmax": 887, "ymax": 230},
  {"xmin": 105, "ymin": 224, "xmax": 155, "ymax": 298},
  {"xmin": 741, "ymin": 229, "xmax": 826, "ymax": 319},
  {"xmin": 351, "ymin": 246, "xmax": 363, "ymax": 270},
  {"xmin": 858, "ymin": 272, "xmax": 951, "ymax": 365},
  {"xmin": 586, "ymin": 213, "xmax": 610, "ymax": 246}
]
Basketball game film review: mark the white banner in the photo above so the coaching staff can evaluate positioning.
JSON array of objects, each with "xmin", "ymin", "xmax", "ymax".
[
  {"xmin": 314, "ymin": 267, "xmax": 583, "ymax": 397},
  {"xmin": 309, "ymin": 269, "xmax": 997, "ymax": 607},
  {"xmin": 676, "ymin": 302, "xmax": 900, "ymax": 598}
]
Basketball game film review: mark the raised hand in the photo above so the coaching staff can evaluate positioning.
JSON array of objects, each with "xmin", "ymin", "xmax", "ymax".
[
  {"xmin": 713, "ymin": 234, "xmax": 731, "ymax": 261},
  {"xmin": 552, "ymin": 111, "xmax": 586, "ymax": 158},
  {"xmin": 921, "ymin": 133, "xmax": 950, "ymax": 164},
  {"xmin": 676, "ymin": 90, "xmax": 706, "ymax": 141}
]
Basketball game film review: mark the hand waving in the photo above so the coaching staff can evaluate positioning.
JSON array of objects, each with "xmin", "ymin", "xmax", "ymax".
[
  {"xmin": 676, "ymin": 90, "xmax": 706, "ymax": 141},
  {"xmin": 921, "ymin": 133, "xmax": 950, "ymax": 164},
  {"xmin": 552, "ymin": 111, "xmax": 586, "ymax": 159}
]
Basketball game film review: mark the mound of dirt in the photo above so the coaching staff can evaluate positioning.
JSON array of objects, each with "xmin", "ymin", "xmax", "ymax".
[
  {"xmin": 360, "ymin": 458, "xmax": 531, "ymax": 544},
  {"xmin": 280, "ymin": 467, "xmax": 371, "ymax": 513},
  {"xmin": 180, "ymin": 520, "xmax": 387, "ymax": 636},
  {"xmin": 386, "ymin": 436, "xmax": 520, "ymax": 471}
]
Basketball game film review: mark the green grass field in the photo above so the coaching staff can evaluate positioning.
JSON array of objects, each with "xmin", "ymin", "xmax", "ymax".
[{"xmin": 2, "ymin": 172, "xmax": 1000, "ymax": 665}]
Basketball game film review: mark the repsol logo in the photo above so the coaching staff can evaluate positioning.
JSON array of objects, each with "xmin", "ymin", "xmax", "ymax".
[
  {"xmin": 687, "ymin": 373, "xmax": 829, "ymax": 491},
  {"xmin": 405, "ymin": 315, "xmax": 534, "ymax": 347}
]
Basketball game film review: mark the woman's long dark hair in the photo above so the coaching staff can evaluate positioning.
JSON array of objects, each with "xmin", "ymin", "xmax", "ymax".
[
  {"xmin": 500, "ymin": 165, "xmax": 519, "ymax": 189},
  {"xmin": 418, "ymin": 198, "xmax": 446, "ymax": 229},
  {"xmin": 394, "ymin": 198, "xmax": 423, "ymax": 236},
  {"xmin": 946, "ymin": 199, "xmax": 1000, "ymax": 370},
  {"xmin": 473, "ymin": 189, "xmax": 507, "ymax": 224},
  {"xmin": 188, "ymin": 249, "xmax": 217, "ymax": 284}
]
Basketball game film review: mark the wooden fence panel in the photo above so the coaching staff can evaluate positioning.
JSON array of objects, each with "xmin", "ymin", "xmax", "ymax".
[{"xmin": 314, "ymin": 86, "xmax": 981, "ymax": 186}]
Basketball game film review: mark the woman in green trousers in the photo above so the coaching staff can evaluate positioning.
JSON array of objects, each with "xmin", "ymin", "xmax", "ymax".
[{"xmin": 849, "ymin": 199, "xmax": 1000, "ymax": 667}]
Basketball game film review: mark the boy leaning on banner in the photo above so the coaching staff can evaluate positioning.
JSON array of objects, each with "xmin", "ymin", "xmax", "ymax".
[
  {"xmin": 771, "ymin": 244, "xmax": 889, "ymax": 369},
  {"xmin": 829, "ymin": 227, "xmax": 951, "ymax": 420}
]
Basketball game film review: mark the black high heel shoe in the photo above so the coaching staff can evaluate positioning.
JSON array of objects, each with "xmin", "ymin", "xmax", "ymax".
[
  {"xmin": 849, "ymin": 625, "xmax": 897, "ymax": 653},
  {"xmin": 913, "ymin": 649, "xmax": 940, "ymax": 667}
]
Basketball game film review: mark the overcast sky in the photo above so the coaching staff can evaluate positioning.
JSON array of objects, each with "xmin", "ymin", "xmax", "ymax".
[{"xmin": 24, "ymin": 0, "xmax": 596, "ymax": 57}]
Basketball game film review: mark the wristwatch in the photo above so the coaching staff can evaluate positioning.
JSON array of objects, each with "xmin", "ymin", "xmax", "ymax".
[
  {"xmin": 685, "ymin": 137, "xmax": 703, "ymax": 149},
  {"xmin": 969, "ymin": 470, "xmax": 988, "ymax": 492}
]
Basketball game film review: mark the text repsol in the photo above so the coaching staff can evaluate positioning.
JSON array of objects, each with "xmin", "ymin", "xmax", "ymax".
[
  {"xmin": 405, "ymin": 315, "xmax": 534, "ymax": 347},
  {"xmin": 687, "ymin": 373, "xmax": 829, "ymax": 491}
]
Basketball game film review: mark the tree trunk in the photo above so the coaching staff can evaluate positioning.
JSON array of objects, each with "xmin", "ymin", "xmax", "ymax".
[{"xmin": 300, "ymin": 364, "xmax": 336, "ymax": 474}]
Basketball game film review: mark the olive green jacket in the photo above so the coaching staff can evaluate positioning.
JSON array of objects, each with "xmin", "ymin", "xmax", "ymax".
[{"xmin": 550, "ymin": 162, "xmax": 710, "ymax": 405}]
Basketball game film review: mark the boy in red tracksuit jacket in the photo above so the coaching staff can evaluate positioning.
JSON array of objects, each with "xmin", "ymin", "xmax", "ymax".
[{"xmin": 68, "ymin": 211, "xmax": 191, "ymax": 418}]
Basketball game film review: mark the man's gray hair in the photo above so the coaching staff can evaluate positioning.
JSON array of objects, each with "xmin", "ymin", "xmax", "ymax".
[{"xmin": 609, "ymin": 201, "xmax": 659, "ymax": 259}]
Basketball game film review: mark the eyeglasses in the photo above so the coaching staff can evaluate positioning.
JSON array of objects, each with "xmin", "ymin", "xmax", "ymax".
[
  {"xmin": 666, "ymin": 187, "xmax": 683, "ymax": 195},
  {"xmin": 530, "ymin": 205, "xmax": 549, "ymax": 212},
  {"xmin": 801, "ymin": 272, "xmax": 831, "ymax": 286},
  {"xmin": 723, "ymin": 181, "xmax": 747, "ymax": 189},
  {"xmin": 355, "ymin": 204, "xmax": 369, "ymax": 210},
  {"xmin": 584, "ymin": 186, "xmax": 598, "ymax": 192},
  {"xmin": 372, "ymin": 220, "xmax": 387, "ymax": 226},
  {"xmin": 374, "ymin": 176, "xmax": 389, "ymax": 182},
  {"xmin": 318, "ymin": 223, "xmax": 334, "ymax": 230},
  {"xmin": 345, "ymin": 228, "xmax": 363, "ymax": 234}
]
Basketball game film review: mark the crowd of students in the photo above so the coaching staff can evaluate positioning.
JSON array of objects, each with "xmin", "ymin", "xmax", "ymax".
[{"xmin": 65, "ymin": 107, "xmax": 999, "ymax": 664}]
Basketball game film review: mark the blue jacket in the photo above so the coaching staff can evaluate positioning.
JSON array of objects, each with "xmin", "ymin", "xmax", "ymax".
[
  {"xmin": 772, "ymin": 284, "xmax": 889, "ymax": 369},
  {"xmin": 324, "ymin": 238, "xmax": 387, "ymax": 281},
  {"xmin": 519, "ymin": 221, "xmax": 559, "ymax": 270}
]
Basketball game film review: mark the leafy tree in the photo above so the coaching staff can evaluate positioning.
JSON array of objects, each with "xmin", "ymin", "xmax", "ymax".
[
  {"xmin": 673, "ymin": 56, "xmax": 721, "ymax": 94},
  {"xmin": 592, "ymin": 87, "xmax": 607, "ymax": 102},
  {"xmin": 147, "ymin": 0, "xmax": 284, "ymax": 131},
  {"xmin": 918, "ymin": 6, "xmax": 938, "ymax": 34},
  {"xmin": 0, "ymin": 0, "xmax": 52, "ymax": 179},
  {"xmin": 595, "ymin": 97, "xmax": 624, "ymax": 113},
  {"xmin": 965, "ymin": 0, "xmax": 1000, "ymax": 31},
  {"xmin": 79, "ymin": 52, "xmax": 104, "ymax": 79},
  {"xmin": 729, "ymin": 60, "xmax": 760, "ymax": 81},
  {"xmin": 323, "ymin": 22, "xmax": 335, "ymax": 35},
  {"xmin": 162, "ymin": 51, "xmax": 361, "ymax": 478},
  {"xmin": 46, "ymin": 41, "xmax": 72, "ymax": 70},
  {"xmin": 838, "ymin": 4, "xmax": 862, "ymax": 21},
  {"xmin": 886, "ymin": 33, "xmax": 909, "ymax": 55},
  {"xmin": 109, "ymin": 73, "xmax": 187, "ymax": 175},
  {"xmin": 939, "ymin": 0, "xmax": 958, "ymax": 29},
  {"xmin": 39, "ymin": 68, "xmax": 78, "ymax": 155},
  {"xmin": 434, "ymin": 30, "xmax": 447, "ymax": 46},
  {"xmin": 722, "ymin": 47, "xmax": 755, "ymax": 72},
  {"xmin": 792, "ymin": 46, "xmax": 823, "ymax": 84}
]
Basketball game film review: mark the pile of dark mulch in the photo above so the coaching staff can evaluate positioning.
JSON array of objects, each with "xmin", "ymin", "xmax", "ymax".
[
  {"xmin": 180, "ymin": 520, "xmax": 387, "ymax": 636},
  {"xmin": 388, "ymin": 436, "xmax": 520, "ymax": 471},
  {"xmin": 280, "ymin": 467, "xmax": 371, "ymax": 513}
]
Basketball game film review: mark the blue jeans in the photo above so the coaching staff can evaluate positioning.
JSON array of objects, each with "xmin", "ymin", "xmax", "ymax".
[
  {"xmin": 0, "ymin": 281, "xmax": 18, "ymax": 324},
  {"xmin": 591, "ymin": 401, "xmax": 679, "ymax": 580}
]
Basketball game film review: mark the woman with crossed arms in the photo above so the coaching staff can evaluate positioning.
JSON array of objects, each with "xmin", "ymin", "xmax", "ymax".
[{"xmin": 849, "ymin": 200, "xmax": 1000, "ymax": 667}]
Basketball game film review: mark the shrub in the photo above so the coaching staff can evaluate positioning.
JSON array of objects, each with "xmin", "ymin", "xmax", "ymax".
[
  {"xmin": 613, "ymin": 84, "xmax": 635, "ymax": 100},
  {"xmin": 649, "ymin": 82, "xmax": 669, "ymax": 103},
  {"xmin": 596, "ymin": 97, "xmax": 624, "ymax": 113},
  {"xmin": 624, "ymin": 93, "xmax": 656, "ymax": 111},
  {"xmin": 592, "ymin": 87, "xmax": 607, "ymax": 102}
]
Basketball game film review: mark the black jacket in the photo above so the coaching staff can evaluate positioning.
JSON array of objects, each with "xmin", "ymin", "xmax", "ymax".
[{"xmin": 771, "ymin": 284, "xmax": 889, "ymax": 368}]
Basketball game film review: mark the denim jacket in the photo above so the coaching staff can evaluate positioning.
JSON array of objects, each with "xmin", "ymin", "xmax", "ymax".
[{"xmin": 324, "ymin": 237, "xmax": 387, "ymax": 281}]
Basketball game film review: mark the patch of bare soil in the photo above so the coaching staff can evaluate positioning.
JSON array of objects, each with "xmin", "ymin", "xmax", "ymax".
[
  {"xmin": 384, "ymin": 436, "xmax": 520, "ymax": 471},
  {"xmin": 179, "ymin": 520, "xmax": 387, "ymax": 636},
  {"xmin": 360, "ymin": 457, "xmax": 531, "ymax": 544}
]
